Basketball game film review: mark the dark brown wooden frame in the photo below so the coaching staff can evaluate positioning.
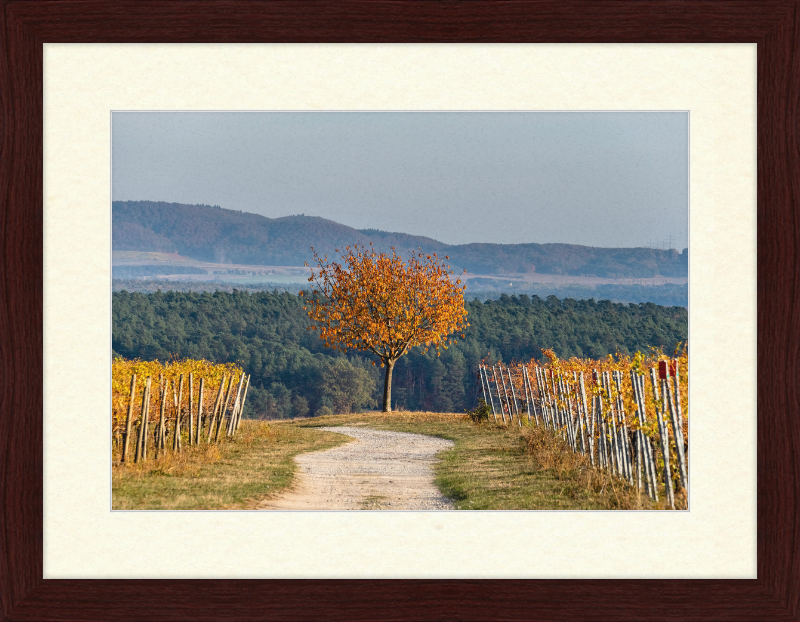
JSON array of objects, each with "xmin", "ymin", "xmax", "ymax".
[{"xmin": 1, "ymin": 1, "xmax": 797, "ymax": 620}]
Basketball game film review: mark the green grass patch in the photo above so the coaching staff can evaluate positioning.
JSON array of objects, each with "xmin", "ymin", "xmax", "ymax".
[
  {"xmin": 292, "ymin": 410, "xmax": 662, "ymax": 510},
  {"xmin": 113, "ymin": 411, "xmax": 670, "ymax": 511},
  {"xmin": 112, "ymin": 420, "xmax": 351, "ymax": 510}
]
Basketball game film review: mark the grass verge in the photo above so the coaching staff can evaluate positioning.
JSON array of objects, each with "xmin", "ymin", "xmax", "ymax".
[
  {"xmin": 113, "ymin": 412, "xmax": 680, "ymax": 510},
  {"xmin": 112, "ymin": 420, "xmax": 350, "ymax": 510},
  {"xmin": 293, "ymin": 411, "xmax": 672, "ymax": 510}
]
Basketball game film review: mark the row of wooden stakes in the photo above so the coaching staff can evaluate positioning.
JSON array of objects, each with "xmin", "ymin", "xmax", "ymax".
[
  {"xmin": 477, "ymin": 361, "xmax": 688, "ymax": 509},
  {"xmin": 119, "ymin": 372, "xmax": 251, "ymax": 463}
]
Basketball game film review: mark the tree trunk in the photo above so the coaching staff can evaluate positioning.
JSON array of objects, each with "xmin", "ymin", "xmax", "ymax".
[{"xmin": 382, "ymin": 359, "xmax": 395, "ymax": 412}]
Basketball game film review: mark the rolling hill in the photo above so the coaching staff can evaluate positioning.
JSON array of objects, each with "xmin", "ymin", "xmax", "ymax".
[{"xmin": 113, "ymin": 200, "xmax": 688, "ymax": 278}]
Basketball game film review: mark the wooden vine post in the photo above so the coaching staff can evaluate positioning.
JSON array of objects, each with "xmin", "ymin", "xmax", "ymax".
[
  {"xmin": 535, "ymin": 367, "xmax": 551, "ymax": 429},
  {"xmin": 235, "ymin": 375, "xmax": 250, "ymax": 432},
  {"xmin": 133, "ymin": 378, "xmax": 147, "ymax": 463},
  {"xmin": 207, "ymin": 375, "xmax": 227, "ymax": 443},
  {"xmin": 544, "ymin": 367, "xmax": 556, "ymax": 429},
  {"xmin": 188, "ymin": 373, "xmax": 194, "ymax": 446},
  {"xmin": 652, "ymin": 364, "xmax": 675, "ymax": 508},
  {"xmin": 172, "ymin": 374, "xmax": 185, "ymax": 452},
  {"xmin": 672, "ymin": 359, "xmax": 686, "ymax": 450},
  {"xmin": 540, "ymin": 368, "xmax": 553, "ymax": 429},
  {"xmin": 227, "ymin": 374, "xmax": 246, "ymax": 437},
  {"xmin": 121, "ymin": 374, "xmax": 137, "ymax": 462},
  {"xmin": 482, "ymin": 366, "xmax": 498, "ymax": 422},
  {"xmin": 196, "ymin": 377, "xmax": 205, "ymax": 444},
  {"xmin": 156, "ymin": 381, "xmax": 168, "ymax": 454},
  {"xmin": 578, "ymin": 372, "xmax": 593, "ymax": 466},
  {"xmin": 497, "ymin": 365, "xmax": 511, "ymax": 423},
  {"xmin": 562, "ymin": 379, "xmax": 576, "ymax": 451},
  {"xmin": 492, "ymin": 366, "xmax": 507, "ymax": 424},
  {"xmin": 639, "ymin": 372, "xmax": 659, "ymax": 500},
  {"xmin": 477, "ymin": 367, "xmax": 490, "ymax": 419},
  {"xmin": 630, "ymin": 369, "xmax": 649, "ymax": 497},
  {"xmin": 552, "ymin": 371, "xmax": 563, "ymax": 431},
  {"xmin": 506, "ymin": 367, "xmax": 521, "ymax": 426},
  {"xmin": 600, "ymin": 372, "xmax": 615, "ymax": 475},
  {"xmin": 663, "ymin": 365, "xmax": 688, "ymax": 491},
  {"xmin": 595, "ymin": 372, "xmax": 608, "ymax": 471},
  {"xmin": 215, "ymin": 375, "xmax": 237, "ymax": 442},
  {"xmin": 135, "ymin": 377, "xmax": 152, "ymax": 463},
  {"xmin": 522, "ymin": 365, "xmax": 534, "ymax": 423},
  {"xmin": 572, "ymin": 378, "xmax": 584, "ymax": 454},
  {"xmin": 613, "ymin": 370, "xmax": 634, "ymax": 485}
]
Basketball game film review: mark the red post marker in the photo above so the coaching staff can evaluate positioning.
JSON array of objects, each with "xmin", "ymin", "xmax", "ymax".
[
  {"xmin": 659, "ymin": 360, "xmax": 668, "ymax": 379},
  {"xmin": 670, "ymin": 360, "xmax": 677, "ymax": 377}
]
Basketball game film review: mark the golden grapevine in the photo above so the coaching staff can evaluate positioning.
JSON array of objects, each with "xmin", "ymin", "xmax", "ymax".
[{"xmin": 111, "ymin": 357, "xmax": 244, "ymax": 438}]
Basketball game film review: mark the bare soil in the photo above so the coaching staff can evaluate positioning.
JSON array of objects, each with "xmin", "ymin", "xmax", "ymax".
[{"xmin": 257, "ymin": 426, "xmax": 455, "ymax": 511}]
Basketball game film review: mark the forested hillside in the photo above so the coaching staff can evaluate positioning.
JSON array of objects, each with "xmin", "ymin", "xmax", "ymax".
[
  {"xmin": 112, "ymin": 290, "xmax": 687, "ymax": 419},
  {"xmin": 113, "ymin": 200, "xmax": 688, "ymax": 278}
]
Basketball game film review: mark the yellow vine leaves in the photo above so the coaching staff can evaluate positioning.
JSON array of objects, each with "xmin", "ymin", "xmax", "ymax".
[
  {"xmin": 111, "ymin": 357, "xmax": 244, "ymax": 435},
  {"xmin": 497, "ymin": 343, "xmax": 688, "ymax": 441},
  {"xmin": 300, "ymin": 243, "xmax": 469, "ymax": 365}
]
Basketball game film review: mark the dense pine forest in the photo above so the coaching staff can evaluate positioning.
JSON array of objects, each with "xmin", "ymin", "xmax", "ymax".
[
  {"xmin": 112, "ymin": 290, "xmax": 688, "ymax": 419},
  {"xmin": 112, "ymin": 279, "xmax": 688, "ymax": 308}
]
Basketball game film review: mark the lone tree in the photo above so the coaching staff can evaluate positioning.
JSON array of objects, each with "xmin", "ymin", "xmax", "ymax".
[{"xmin": 301, "ymin": 242, "xmax": 469, "ymax": 412}]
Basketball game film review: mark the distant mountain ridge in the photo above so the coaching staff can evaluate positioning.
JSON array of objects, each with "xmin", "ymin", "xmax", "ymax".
[{"xmin": 113, "ymin": 200, "xmax": 688, "ymax": 278}]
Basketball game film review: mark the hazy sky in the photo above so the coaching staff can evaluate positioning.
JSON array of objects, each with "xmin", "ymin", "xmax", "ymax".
[{"xmin": 112, "ymin": 111, "xmax": 688, "ymax": 249}]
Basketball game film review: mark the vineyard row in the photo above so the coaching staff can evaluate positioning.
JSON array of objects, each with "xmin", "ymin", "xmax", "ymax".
[
  {"xmin": 115, "ymin": 370, "xmax": 251, "ymax": 464},
  {"xmin": 478, "ymin": 357, "xmax": 688, "ymax": 509}
]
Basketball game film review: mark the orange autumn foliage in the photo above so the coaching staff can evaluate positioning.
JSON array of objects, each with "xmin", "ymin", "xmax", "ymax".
[{"xmin": 301, "ymin": 242, "xmax": 469, "ymax": 411}]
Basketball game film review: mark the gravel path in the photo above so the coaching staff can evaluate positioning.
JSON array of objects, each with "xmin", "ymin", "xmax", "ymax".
[{"xmin": 258, "ymin": 426, "xmax": 456, "ymax": 510}]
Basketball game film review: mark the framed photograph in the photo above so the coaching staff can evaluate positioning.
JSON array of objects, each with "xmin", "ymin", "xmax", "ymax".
[
  {"xmin": 4, "ymin": 1, "xmax": 795, "ymax": 619},
  {"xmin": 109, "ymin": 109, "xmax": 690, "ymax": 515}
]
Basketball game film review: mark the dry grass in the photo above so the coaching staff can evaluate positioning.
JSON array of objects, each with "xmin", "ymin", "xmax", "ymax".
[
  {"xmin": 112, "ymin": 420, "xmax": 350, "ymax": 510},
  {"xmin": 113, "ymin": 411, "xmax": 680, "ymax": 511},
  {"xmin": 521, "ymin": 425, "xmax": 658, "ymax": 510}
]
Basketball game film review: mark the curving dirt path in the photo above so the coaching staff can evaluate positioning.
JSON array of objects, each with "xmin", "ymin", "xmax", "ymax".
[{"xmin": 258, "ymin": 426, "xmax": 455, "ymax": 510}]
